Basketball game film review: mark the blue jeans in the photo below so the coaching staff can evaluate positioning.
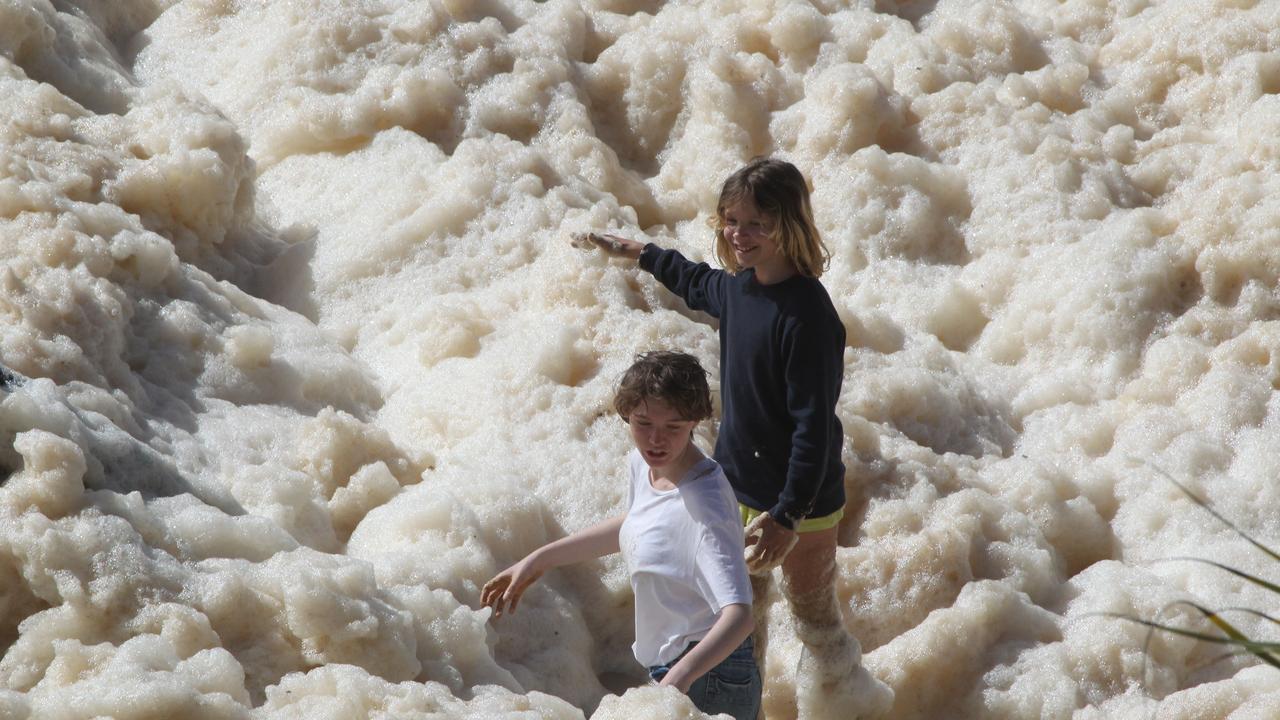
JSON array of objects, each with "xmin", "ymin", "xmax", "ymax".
[{"xmin": 648, "ymin": 636, "xmax": 761, "ymax": 720}]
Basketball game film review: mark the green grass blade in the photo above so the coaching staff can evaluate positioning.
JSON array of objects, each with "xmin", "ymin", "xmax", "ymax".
[
  {"xmin": 1093, "ymin": 612, "xmax": 1280, "ymax": 669},
  {"xmin": 1158, "ymin": 557, "xmax": 1280, "ymax": 596},
  {"xmin": 1095, "ymin": 612, "xmax": 1253, "ymax": 646},
  {"xmin": 1113, "ymin": 459, "xmax": 1280, "ymax": 673},
  {"xmin": 1141, "ymin": 462, "xmax": 1280, "ymax": 564},
  {"xmin": 1182, "ymin": 601, "xmax": 1280, "ymax": 668},
  {"xmin": 1218, "ymin": 607, "xmax": 1280, "ymax": 628}
]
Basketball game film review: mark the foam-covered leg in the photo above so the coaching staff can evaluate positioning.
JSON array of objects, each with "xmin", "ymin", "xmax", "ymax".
[{"xmin": 782, "ymin": 560, "xmax": 893, "ymax": 720}]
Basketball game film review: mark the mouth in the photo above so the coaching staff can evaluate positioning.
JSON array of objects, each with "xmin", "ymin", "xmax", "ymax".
[{"xmin": 644, "ymin": 449, "xmax": 670, "ymax": 463}]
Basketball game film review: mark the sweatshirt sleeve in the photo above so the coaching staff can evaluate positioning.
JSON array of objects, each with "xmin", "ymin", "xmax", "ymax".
[
  {"xmin": 638, "ymin": 244, "xmax": 726, "ymax": 319},
  {"xmin": 768, "ymin": 315, "xmax": 845, "ymax": 527}
]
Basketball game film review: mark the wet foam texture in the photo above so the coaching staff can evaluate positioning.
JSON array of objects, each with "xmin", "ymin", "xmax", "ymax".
[{"xmin": 2, "ymin": 0, "xmax": 1279, "ymax": 718}]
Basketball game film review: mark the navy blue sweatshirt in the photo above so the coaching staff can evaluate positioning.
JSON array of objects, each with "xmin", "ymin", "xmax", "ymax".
[{"xmin": 639, "ymin": 244, "xmax": 846, "ymax": 529}]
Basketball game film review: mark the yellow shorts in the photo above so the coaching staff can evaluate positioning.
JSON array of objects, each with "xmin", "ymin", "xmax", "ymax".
[{"xmin": 739, "ymin": 504, "xmax": 843, "ymax": 533}]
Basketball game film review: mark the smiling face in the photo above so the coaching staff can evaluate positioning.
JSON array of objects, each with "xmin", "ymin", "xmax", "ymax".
[
  {"xmin": 721, "ymin": 198, "xmax": 795, "ymax": 283},
  {"xmin": 713, "ymin": 158, "xmax": 828, "ymax": 280},
  {"xmin": 627, "ymin": 398, "xmax": 697, "ymax": 471}
]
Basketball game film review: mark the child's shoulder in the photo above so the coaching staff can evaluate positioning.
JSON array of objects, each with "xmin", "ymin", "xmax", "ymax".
[
  {"xmin": 779, "ymin": 278, "xmax": 843, "ymax": 329},
  {"xmin": 786, "ymin": 274, "xmax": 838, "ymax": 306},
  {"xmin": 683, "ymin": 459, "xmax": 738, "ymax": 511},
  {"xmin": 685, "ymin": 455, "xmax": 726, "ymax": 483}
]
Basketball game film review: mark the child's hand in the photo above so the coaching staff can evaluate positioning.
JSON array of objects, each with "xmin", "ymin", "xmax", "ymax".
[
  {"xmin": 481, "ymin": 557, "xmax": 545, "ymax": 618},
  {"xmin": 570, "ymin": 231, "xmax": 645, "ymax": 260},
  {"xmin": 743, "ymin": 512, "xmax": 799, "ymax": 575}
]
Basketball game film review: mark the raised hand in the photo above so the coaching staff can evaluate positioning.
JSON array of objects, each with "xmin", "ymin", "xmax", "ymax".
[{"xmin": 570, "ymin": 231, "xmax": 645, "ymax": 260}]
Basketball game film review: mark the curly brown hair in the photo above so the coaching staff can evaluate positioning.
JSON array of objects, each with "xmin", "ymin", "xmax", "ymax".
[{"xmin": 613, "ymin": 351, "xmax": 713, "ymax": 422}]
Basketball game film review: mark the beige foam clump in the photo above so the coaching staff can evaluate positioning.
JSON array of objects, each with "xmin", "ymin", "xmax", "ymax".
[
  {"xmin": 971, "ymin": 558, "xmax": 1276, "ymax": 719},
  {"xmin": 347, "ymin": 474, "xmax": 615, "ymax": 709},
  {"xmin": 174, "ymin": 550, "xmax": 421, "ymax": 698},
  {"xmin": 814, "ymin": 148, "xmax": 973, "ymax": 273},
  {"xmin": 2, "ymin": 431, "xmax": 86, "ymax": 518},
  {"xmin": 863, "ymin": 581, "xmax": 1062, "ymax": 718},
  {"xmin": 132, "ymin": 2, "xmax": 463, "ymax": 168},
  {"xmin": 1150, "ymin": 665, "xmax": 1280, "ymax": 720},
  {"xmin": 1, "ymin": 0, "xmax": 1279, "ymax": 717},
  {"xmin": 773, "ymin": 64, "xmax": 907, "ymax": 160},
  {"xmin": 95, "ymin": 90, "xmax": 257, "ymax": 270},
  {"xmin": 590, "ymin": 685, "xmax": 719, "ymax": 720},
  {"xmin": 0, "ymin": 692, "xmax": 28, "ymax": 719},
  {"xmin": 288, "ymin": 408, "xmax": 426, "ymax": 539},
  {"xmin": 224, "ymin": 325, "xmax": 274, "ymax": 370},
  {"xmin": 257, "ymin": 663, "xmax": 582, "ymax": 720},
  {"xmin": 0, "ymin": 496, "xmax": 417, "ymax": 704},
  {"xmin": 26, "ymin": 634, "xmax": 250, "ymax": 720}
]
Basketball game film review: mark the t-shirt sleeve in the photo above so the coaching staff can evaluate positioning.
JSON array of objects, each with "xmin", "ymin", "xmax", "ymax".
[
  {"xmin": 692, "ymin": 484, "xmax": 752, "ymax": 610},
  {"xmin": 638, "ymin": 244, "xmax": 727, "ymax": 318}
]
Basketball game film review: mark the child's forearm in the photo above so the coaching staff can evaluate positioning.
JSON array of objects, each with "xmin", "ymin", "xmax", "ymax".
[
  {"xmin": 529, "ymin": 515, "xmax": 623, "ymax": 570},
  {"xmin": 483, "ymin": 515, "xmax": 623, "ymax": 617},
  {"xmin": 659, "ymin": 603, "xmax": 753, "ymax": 693}
]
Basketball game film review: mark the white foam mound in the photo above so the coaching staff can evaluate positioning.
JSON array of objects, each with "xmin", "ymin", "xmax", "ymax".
[{"xmin": 1, "ymin": 0, "xmax": 1278, "ymax": 718}]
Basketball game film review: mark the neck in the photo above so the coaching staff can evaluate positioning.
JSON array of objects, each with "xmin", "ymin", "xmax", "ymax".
[
  {"xmin": 650, "ymin": 443, "xmax": 703, "ymax": 488},
  {"xmin": 753, "ymin": 258, "xmax": 798, "ymax": 285}
]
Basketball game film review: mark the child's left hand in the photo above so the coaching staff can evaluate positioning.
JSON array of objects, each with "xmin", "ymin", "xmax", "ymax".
[{"xmin": 743, "ymin": 512, "xmax": 799, "ymax": 574}]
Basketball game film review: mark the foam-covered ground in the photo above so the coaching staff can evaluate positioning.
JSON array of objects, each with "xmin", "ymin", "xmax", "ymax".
[{"xmin": 1, "ymin": 1, "xmax": 1278, "ymax": 718}]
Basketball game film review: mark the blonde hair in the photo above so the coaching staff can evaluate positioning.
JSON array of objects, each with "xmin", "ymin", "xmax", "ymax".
[{"xmin": 711, "ymin": 157, "xmax": 830, "ymax": 278}]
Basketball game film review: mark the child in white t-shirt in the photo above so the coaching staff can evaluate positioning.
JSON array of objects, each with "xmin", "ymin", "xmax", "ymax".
[{"xmin": 482, "ymin": 351, "xmax": 760, "ymax": 719}]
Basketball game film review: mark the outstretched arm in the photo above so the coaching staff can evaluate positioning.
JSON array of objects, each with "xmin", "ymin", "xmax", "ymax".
[
  {"xmin": 575, "ymin": 231, "xmax": 725, "ymax": 317},
  {"xmin": 657, "ymin": 603, "xmax": 754, "ymax": 693},
  {"xmin": 481, "ymin": 515, "xmax": 624, "ymax": 617}
]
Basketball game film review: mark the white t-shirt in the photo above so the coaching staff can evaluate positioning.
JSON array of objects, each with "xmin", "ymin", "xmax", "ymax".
[{"xmin": 619, "ymin": 448, "xmax": 753, "ymax": 667}]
